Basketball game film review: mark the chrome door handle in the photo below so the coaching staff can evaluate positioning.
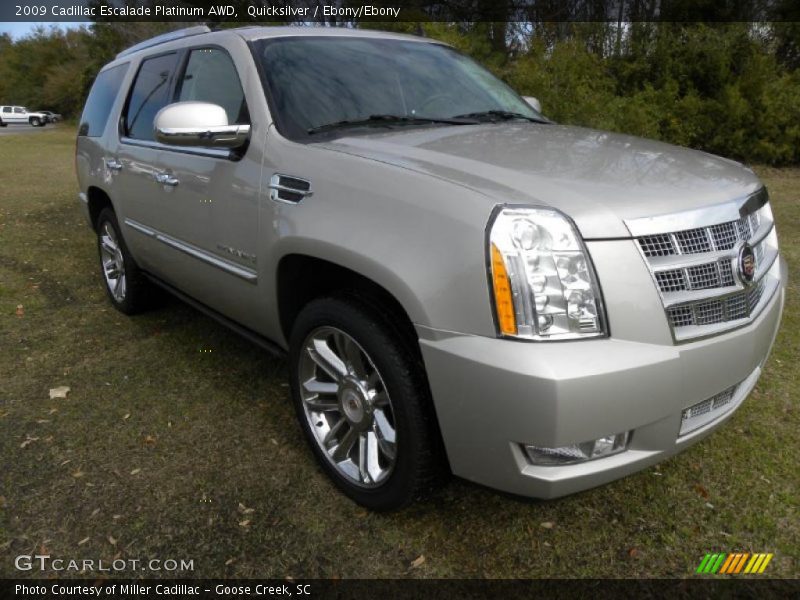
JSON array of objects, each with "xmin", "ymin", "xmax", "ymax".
[
  {"xmin": 153, "ymin": 172, "xmax": 179, "ymax": 186},
  {"xmin": 105, "ymin": 158, "xmax": 123, "ymax": 171}
]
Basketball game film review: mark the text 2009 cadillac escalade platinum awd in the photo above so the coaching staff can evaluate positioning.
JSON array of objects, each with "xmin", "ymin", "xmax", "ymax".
[{"xmin": 75, "ymin": 26, "xmax": 787, "ymax": 510}]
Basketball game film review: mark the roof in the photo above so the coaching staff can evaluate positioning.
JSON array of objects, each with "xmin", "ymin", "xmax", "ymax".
[{"xmin": 113, "ymin": 25, "xmax": 432, "ymax": 61}]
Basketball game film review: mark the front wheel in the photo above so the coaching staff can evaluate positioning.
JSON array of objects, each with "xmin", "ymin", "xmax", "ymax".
[
  {"xmin": 289, "ymin": 296, "xmax": 445, "ymax": 510},
  {"xmin": 29, "ymin": 117, "xmax": 41, "ymax": 127}
]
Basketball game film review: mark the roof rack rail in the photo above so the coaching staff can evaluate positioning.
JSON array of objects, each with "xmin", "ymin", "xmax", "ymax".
[{"xmin": 116, "ymin": 25, "xmax": 211, "ymax": 59}]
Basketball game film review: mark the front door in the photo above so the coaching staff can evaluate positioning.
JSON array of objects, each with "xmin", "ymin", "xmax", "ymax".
[{"xmin": 144, "ymin": 45, "xmax": 261, "ymax": 330}]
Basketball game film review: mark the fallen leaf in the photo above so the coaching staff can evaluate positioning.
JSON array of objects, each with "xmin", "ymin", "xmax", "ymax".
[
  {"xmin": 225, "ymin": 558, "xmax": 236, "ymax": 566},
  {"xmin": 78, "ymin": 537, "xmax": 90, "ymax": 546},
  {"xmin": 143, "ymin": 435, "xmax": 156, "ymax": 446},
  {"xmin": 72, "ymin": 470, "xmax": 85, "ymax": 478},
  {"xmin": 628, "ymin": 547, "xmax": 639, "ymax": 558},
  {"xmin": 60, "ymin": 459, "xmax": 71, "ymax": 466},
  {"xmin": 410, "ymin": 555, "xmax": 425, "ymax": 569},
  {"xmin": 694, "ymin": 484, "xmax": 710, "ymax": 499},
  {"xmin": 107, "ymin": 536, "xmax": 117, "ymax": 546},
  {"xmin": 20, "ymin": 436, "xmax": 39, "ymax": 448},
  {"xmin": 270, "ymin": 438, "xmax": 278, "ymax": 446},
  {"xmin": 36, "ymin": 419, "xmax": 50, "ymax": 424},
  {"xmin": 122, "ymin": 413, "xmax": 130, "ymax": 420},
  {"xmin": 112, "ymin": 514, "xmax": 122, "ymax": 520},
  {"xmin": 130, "ymin": 468, "xmax": 141, "ymax": 475},
  {"xmin": 239, "ymin": 519, "xmax": 251, "ymax": 528},
  {"xmin": 90, "ymin": 508, "xmax": 100, "ymax": 517},
  {"xmin": 705, "ymin": 502, "xmax": 714, "ymax": 510},
  {"xmin": 48, "ymin": 408, "xmax": 58, "ymax": 414},
  {"xmin": 540, "ymin": 521, "xmax": 555, "ymax": 529},
  {"xmin": 238, "ymin": 503, "xmax": 255, "ymax": 515},
  {"xmin": 15, "ymin": 304, "xmax": 24, "ymax": 318},
  {"xmin": 49, "ymin": 386, "xmax": 70, "ymax": 399}
]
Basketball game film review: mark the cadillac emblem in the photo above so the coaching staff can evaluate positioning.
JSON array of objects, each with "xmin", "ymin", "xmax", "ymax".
[{"xmin": 736, "ymin": 242, "xmax": 756, "ymax": 286}]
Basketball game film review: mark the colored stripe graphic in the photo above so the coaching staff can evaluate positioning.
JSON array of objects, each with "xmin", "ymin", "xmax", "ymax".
[
  {"xmin": 719, "ymin": 554, "xmax": 736, "ymax": 574},
  {"xmin": 758, "ymin": 554, "xmax": 774, "ymax": 573},
  {"xmin": 701, "ymin": 553, "xmax": 775, "ymax": 575},
  {"xmin": 696, "ymin": 554, "xmax": 713, "ymax": 573}
]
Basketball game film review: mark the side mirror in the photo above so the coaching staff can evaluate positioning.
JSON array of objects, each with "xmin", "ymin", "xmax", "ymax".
[
  {"xmin": 154, "ymin": 102, "xmax": 250, "ymax": 149},
  {"xmin": 523, "ymin": 96, "xmax": 542, "ymax": 113}
]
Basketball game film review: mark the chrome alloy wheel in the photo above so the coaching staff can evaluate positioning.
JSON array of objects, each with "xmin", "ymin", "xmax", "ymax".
[
  {"xmin": 100, "ymin": 222, "xmax": 126, "ymax": 302},
  {"xmin": 299, "ymin": 326, "xmax": 397, "ymax": 488}
]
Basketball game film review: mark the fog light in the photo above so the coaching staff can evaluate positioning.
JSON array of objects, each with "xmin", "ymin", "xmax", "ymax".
[{"xmin": 524, "ymin": 432, "xmax": 630, "ymax": 466}]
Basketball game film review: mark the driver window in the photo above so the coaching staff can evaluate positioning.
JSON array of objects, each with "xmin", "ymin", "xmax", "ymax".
[{"xmin": 177, "ymin": 48, "xmax": 249, "ymax": 125}]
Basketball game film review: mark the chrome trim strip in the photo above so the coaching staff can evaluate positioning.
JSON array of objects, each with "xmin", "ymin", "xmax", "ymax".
[
  {"xmin": 624, "ymin": 187, "xmax": 768, "ymax": 237},
  {"xmin": 120, "ymin": 136, "xmax": 232, "ymax": 160},
  {"xmin": 123, "ymin": 218, "xmax": 257, "ymax": 283},
  {"xmin": 124, "ymin": 218, "xmax": 155, "ymax": 237}
]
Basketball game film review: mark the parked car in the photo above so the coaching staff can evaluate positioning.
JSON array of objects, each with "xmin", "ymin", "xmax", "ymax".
[
  {"xmin": 39, "ymin": 110, "xmax": 62, "ymax": 123},
  {"xmin": 0, "ymin": 106, "xmax": 49, "ymax": 126},
  {"xmin": 75, "ymin": 26, "xmax": 786, "ymax": 510}
]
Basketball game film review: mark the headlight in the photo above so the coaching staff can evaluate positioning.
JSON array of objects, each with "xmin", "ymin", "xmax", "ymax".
[{"xmin": 488, "ymin": 206, "xmax": 607, "ymax": 340}]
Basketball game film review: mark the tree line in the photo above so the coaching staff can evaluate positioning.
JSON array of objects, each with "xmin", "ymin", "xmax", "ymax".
[{"xmin": 1, "ymin": 19, "xmax": 799, "ymax": 165}]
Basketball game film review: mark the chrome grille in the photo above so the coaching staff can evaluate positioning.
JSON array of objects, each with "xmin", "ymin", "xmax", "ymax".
[{"xmin": 629, "ymin": 188, "xmax": 780, "ymax": 342}]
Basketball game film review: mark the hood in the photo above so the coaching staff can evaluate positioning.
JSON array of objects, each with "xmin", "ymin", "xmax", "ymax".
[{"xmin": 316, "ymin": 123, "xmax": 761, "ymax": 239}]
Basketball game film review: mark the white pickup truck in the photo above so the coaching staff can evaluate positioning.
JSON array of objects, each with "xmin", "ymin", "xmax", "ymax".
[{"xmin": 0, "ymin": 105, "xmax": 49, "ymax": 127}]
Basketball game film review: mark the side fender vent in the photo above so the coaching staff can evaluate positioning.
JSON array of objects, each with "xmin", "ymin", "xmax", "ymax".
[{"xmin": 269, "ymin": 174, "xmax": 312, "ymax": 204}]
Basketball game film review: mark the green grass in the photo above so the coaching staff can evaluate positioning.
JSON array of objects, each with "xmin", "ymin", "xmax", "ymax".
[{"xmin": 0, "ymin": 127, "xmax": 797, "ymax": 579}]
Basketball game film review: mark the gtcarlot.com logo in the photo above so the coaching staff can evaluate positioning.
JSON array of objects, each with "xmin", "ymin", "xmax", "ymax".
[
  {"xmin": 696, "ymin": 552, "xmax": 774, "ymax": 574},
  {"xmin": 15, "ymin": 554, "xmax": 194, "ymax": 573}
]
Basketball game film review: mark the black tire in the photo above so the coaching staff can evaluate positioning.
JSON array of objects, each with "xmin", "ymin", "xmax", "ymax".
[
  {"xmin": 96, "ymin": 207, "xmax": 156, "ymax": 315},
  {"xmin": 0, "ymin": 119, "xmax": 6, "ymax": 128},
  {"xmin": 289, "ymin": 295, "xmax": 446, "ymax": 511},
  {"xmin": 30, "ymin": 117, "xmax": 40, "ymax": 127}
]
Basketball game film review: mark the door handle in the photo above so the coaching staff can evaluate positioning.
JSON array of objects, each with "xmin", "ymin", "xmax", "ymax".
[
  {"xmin": 105, "ymin": 158, "xmax": 123, "ymax": 171},
  {"xmin": 153, "ymin": 172, "xmax": 179, "ymax": 186}
]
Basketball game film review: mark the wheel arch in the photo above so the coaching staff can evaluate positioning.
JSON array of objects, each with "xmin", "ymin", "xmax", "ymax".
[
  {"xmin": 86, "ymin": 186, "xmax": 115, "ymax": 231},
  {"xmin": 276, "ymin": 252, "xmax": 425, "ymax": 358}
]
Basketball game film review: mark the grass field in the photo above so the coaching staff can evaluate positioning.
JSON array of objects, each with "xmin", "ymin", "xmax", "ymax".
[{"xmin": 0, "ymin": 127, "xmax": 797, "ymax": 579}]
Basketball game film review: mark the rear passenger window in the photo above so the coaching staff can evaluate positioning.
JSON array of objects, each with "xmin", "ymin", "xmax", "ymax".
[
  {"xmin": 124, "ymin": 52, "xmax": 179, "ymax": 140},
  {"xmin": 78, "ymin": 63, "xmax": 128, "ymax": 137},
  {"xmin": 177, "ymin": 48, "xmax": 249, "ymax": 125}
]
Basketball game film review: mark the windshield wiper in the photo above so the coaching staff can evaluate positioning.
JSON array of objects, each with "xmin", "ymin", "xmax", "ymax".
[
  {"xmin": 307, "ymin": 114, "xmax": 478, "ymax": 135},
  {"xmin": 452, "ymin": 110, "xmax": 548, "ymax": 124}
]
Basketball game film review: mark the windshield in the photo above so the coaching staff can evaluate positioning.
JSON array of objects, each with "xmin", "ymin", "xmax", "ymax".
[{"xmin": 253, "ymin": 36, "xmax": 542, "ymax": 140}]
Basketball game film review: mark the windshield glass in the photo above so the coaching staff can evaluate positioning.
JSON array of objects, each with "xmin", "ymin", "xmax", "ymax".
[{"xmin": 253, "ymin": 36, "xmax": 542, "ymax": 140}]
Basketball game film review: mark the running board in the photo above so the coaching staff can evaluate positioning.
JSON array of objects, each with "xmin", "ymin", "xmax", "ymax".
[{"xmin": 143, "ymin": 273, "xmax": 286, "ymax": 358}]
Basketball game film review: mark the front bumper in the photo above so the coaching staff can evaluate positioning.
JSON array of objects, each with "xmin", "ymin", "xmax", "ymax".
[{"xmin": 418, "ymin": 257, "xmax": 787, "ymax": 499}]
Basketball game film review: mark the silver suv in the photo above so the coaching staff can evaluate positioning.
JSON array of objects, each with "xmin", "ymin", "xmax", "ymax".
[{"xmin": 76, "ymin": 26, "xmax": 787, "ymax": 510}]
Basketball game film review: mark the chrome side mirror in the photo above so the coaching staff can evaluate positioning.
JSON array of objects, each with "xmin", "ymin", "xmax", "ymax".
[
  {"xmin": 523, "ymin": 96, "xmax": 542, "ymax": 113},
  {"xmin": 154, "ymin": 102, "xmax": 250, "ymax": 149}
]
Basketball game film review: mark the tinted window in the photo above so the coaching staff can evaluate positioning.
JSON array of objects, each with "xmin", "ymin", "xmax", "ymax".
[
  {"xmin": 124, "ymin": 53, "xmax": 179, "ymax": 140},
  {"xmin": 177, "ymin": 48, "xmax": 248, "ymax": 124},
  {"xmin": 254, "ymin": 37, "xmax": 538, "ymax": 140},
  {"xmin": 78, "ymin": 63, "xmax": 128, "ymax": 137},
  {"xmin": 2, "ymin": 107, "xmax": 10, "ymax": 113},
  {"xmin": 14, "ymin": 107, "xmax": 24, "ymax": 113}
]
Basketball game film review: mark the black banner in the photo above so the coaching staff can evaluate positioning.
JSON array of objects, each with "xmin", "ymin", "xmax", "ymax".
[
  {"xmin": 3, "ymin": 579, "xmax": 800, "ymax": 600},
  {"xmin": 1, "ymin": 0, "xmax": 799, "ymax": 23}
]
